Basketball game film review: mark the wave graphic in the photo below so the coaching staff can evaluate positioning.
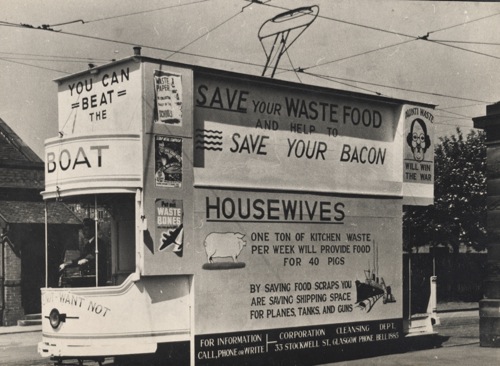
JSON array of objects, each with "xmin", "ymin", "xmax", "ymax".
[
  {"xmin": 196, "ymin": 146, "xmax": 223, "ymax": 151},
  {"xmin": 195, "ymin": 128, "xmax": 224, "ymax": 152}
]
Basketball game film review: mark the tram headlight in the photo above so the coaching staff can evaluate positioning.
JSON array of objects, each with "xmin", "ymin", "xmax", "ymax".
[{"xmin": 48, "ymin": 308, "xmax": 66, "ymax": 329}]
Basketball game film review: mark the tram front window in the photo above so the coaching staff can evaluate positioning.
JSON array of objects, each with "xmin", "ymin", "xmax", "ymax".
[{"xmin": 46, "ymin": 194, "xmax": 136, "ymax": 288}]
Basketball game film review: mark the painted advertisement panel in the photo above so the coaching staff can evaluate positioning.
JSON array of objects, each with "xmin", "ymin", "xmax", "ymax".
[
  {"xmin": 193, "ymin": 73, "xmax": 403, "ymax": 196},
  {"xmin": 57, "ymin": 63, "xmax": 142, "ymax": 137},
  {"xmin": 44, "ymin": 135, "xmax": 142, "ymax": 196},
  {"xmin": 190, "ymin": 188, "xmax": 402, "ymax": 363}
]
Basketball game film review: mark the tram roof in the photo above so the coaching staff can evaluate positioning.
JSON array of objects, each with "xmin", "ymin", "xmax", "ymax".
[{"xmin": 54, "ymin": 55, "xmax": 436, "ymax": 110}]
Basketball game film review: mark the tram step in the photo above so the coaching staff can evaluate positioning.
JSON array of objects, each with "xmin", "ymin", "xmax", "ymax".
[
  {"xmin": 24, "ymin": 313, "xmax": 42, "ymax": 320},
  {"xmin": 17, "ymin": 313, "xmax": 42, "ymax": 326},
  {"xmin": 17, "ymin": 319, "xmax": 42, "ymax": 326},
  {"xmin": 407, "ymin": 314, "xmax": 434, "ymax": 335}
]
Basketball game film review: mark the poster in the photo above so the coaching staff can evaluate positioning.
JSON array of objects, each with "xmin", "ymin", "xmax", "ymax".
[
  {"xmin": 403, "ymin": 106, "xmax": 434, "ymax": 184},
  {"xmin": 155, "ymin": 135, "xmax": 183, "ymax": 188},
  {"xmin": 154, "ymin": 70, "xmax": 182, "ymax": 124},
  {"xmin": 156, "ymin": 199, "xmax": 183, "ymax": 257}
]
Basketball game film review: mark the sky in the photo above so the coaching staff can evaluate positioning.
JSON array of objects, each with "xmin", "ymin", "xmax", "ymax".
[{"xmin": 0, "ymin": 0, "xmax": 499, "ymax": 158}]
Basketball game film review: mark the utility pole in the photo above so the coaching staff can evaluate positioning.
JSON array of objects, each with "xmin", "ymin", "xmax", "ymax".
[{"xmin": 473, "ymin": 102, "xmax": 500, "ymax": 347}]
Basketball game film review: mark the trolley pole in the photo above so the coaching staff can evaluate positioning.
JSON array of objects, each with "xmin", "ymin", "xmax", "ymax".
[{"xmin": 94, "ymin": 195, "xmax": 99, "ymax": 287}]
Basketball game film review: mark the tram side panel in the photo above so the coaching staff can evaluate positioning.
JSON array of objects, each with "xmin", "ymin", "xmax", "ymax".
[
  {"xmin": 189, "ymin": 70, "xmax": 405, "ymax": 364},
  {"xmin": 139, "ymin": 61, "xmax": 406, "ymax": 364}
]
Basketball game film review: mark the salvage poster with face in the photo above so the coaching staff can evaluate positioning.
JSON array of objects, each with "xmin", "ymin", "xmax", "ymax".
[
  {"xmin": 155, "ymin": 135, "xmax": 183, "ymax": 188},
  {"xmin": 403, "ymin": 106, "xmax": 434, "ymax": 184}
]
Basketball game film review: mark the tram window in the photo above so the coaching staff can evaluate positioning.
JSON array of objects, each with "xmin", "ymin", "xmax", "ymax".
[{"xmin": 46, "ymin": 194, "xmax": 136, "ymax": 288}]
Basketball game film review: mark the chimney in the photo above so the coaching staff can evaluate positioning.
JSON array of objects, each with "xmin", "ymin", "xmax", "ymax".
[
  {"xmin": 486, "ymin": 102, "xmax": 500, "ymax": 116},
  {"xmin": 133, "ymin": 46, "xmax": 142, "ymax": 56}
]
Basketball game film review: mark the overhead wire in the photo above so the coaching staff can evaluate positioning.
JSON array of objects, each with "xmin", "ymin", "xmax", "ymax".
[
  {"xmin": 1, "ymin": 23, "xmax": 271, "ymax": 70},
  {"xmin": 438, "ymin": 103, "xmax": 486, "ymax": 111},
  {"xmin": 435, "ymin": 109, "xmax": 474, "ymax": 119},
  {"xmin": 165, "ymin": 7, "xmax": 243, "ymax": 60},
  {"xmin": 284, "ymin": 50, "xmax": 302, "ymax": 83},
  {"xmin": 426, "ymin": 10, "xmax": 500, "ymax": 36},
  {"xmin": 0, "ymin": 56, "xmax": 109, "ymax": 64},
  {"xmin": 249, "ymin": 1, "xmax": 500, "ymax": 77},
  {"xmin": 430, "ymin": 39, "xmax": 500, "ymax": 46},
  {"xmin": 0, "ymin": 0, "xmax": 212, "ymax": 32},
  {"xmin": 426, "ymin": 39, "xmax": 500, "ymax": 61},
  {"xmin": 434, "ymin": 116, "xmax": 473, "ymax": 123},
  {"xmin": 0, "ymin": 57, "xmax": 70, "ymax": 73},
  {"xmin": 248, "ymin": 1, "xmax": 415, "ymax": 39},
  {"xmin": 296, "ymin": 6, "xmax": 500, "ymax": 69},
  {"xmin": 305, "ymin": 71, "xmax": 383, "ymax": 96},
  {"xmin": 261, "ymin": 3, "xmax": 500, "ymax": 111},
  {"xmin": 1, "ymin": 2, "xmax": 497, "ymax": 109},
  {"xmin": 64, "ymin": 0, "xmax": 211, "ymax": 25},
  {"xmin": 436, "ymin": 118, "xmax": 475, "ymax": 126},
  {"xmin": 266, "ymin": 1, "xmax": 500, "ymax": 110},
  {"xmin": 0, "ymin": 20, "xmax": 20, "ymax": 27},
  {"xmin": 295, "ymin": 39, "xmax": 417, "ymax": 72},
  {"xmin": 301, "ymin": 70, "xmax": 493, "ymax": 104},
  {"xmin": 2, "ymin": 22, "xmax": 494, "ymax": 107},
  {"xmin": 3, "ymin": 2, "xmax": 498, "ymax": 70},
  {"xmin": 0, "ymin": 50, "xmax": 113, "ymax": 62}
]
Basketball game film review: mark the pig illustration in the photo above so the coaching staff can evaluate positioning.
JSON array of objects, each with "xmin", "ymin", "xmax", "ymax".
[{"xmin": 204, "ymin": 232, "xmax": 246, "ymax": 263}]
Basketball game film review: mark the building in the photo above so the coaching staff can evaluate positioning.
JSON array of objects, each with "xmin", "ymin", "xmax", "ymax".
[
  {"xmin": 474, "ymin": 102, "xmax": 500, "ymax": 347},
  {"xmin": 0, "ymin": 117, "xmax": 80, "ymax": 326}
]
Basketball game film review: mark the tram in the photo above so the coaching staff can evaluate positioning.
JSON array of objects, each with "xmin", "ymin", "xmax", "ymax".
[{"xmin": 38, "ymin": 51, "xmax": 436, "ymax": 365}]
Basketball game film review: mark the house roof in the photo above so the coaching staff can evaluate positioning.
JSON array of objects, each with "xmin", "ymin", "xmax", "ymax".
[
  {"xmin": 0, "ymin": 167, "xmax": 44, "ymax": 189},
  {"xmin": 0, "ymin": 118, "xmax": 42, "ymax": 164},
  {"xmin": 0, "ymin": 201, "xmax": 82, "ymax": 225},
  {"xmin": 0, "ymin": 117, "xmax": 44, "ymax": 189}
]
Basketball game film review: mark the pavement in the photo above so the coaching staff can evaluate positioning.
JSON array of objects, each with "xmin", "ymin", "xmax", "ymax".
[
  {"xmin": 320, "ymin": 302, "xmax": 489, "ymax": 366},
  {"xmin": 1, "ymin": 302, "xmax": 497, "ymax": 366},
  {"xmin": 0, "ymin": 323, "xmax": 41, "ymax": 335}
]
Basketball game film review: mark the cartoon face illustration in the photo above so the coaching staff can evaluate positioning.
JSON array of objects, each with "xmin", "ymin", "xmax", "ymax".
[
  {"xmin": 406, "ymin": 118, "xmax": 431, "ymax": 162},
  {"xmin": 158, "ymin": 141, "xmax": 165, "ymax": 155}
]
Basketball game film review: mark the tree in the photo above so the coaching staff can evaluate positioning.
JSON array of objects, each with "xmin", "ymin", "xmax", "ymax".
[{"xmin": 403, "ymin": 128, "xmax": 487, "ymax": 253}]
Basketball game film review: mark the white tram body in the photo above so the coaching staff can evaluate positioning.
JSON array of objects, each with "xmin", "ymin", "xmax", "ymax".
[{"xmin": 38, "ymin": 55, "xmax": 435, "ymax": 365}]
